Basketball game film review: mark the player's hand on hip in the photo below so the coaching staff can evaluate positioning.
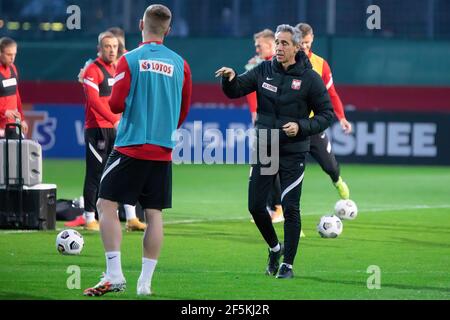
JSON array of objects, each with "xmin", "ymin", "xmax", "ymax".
[
  {"xmin": 282, "ymin": 122, "xmax": 299, "ymax": 137},
  {"xmin": 340, "ymin": 118, "xmax": 352, "ymax": 134},
  {"xmin": 215, "ymin": 67, "xmax": 236, "ymax": 81}
]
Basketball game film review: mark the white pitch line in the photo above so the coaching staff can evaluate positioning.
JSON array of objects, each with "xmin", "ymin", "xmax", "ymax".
[
  {"xmin": 0, "ymin": 230, "xmax": 39, "ymax": 234},
  {"xmin": 164, "ymin": 204, "xmax": 450, "ymax": 225},
  {"xmin": 0, "ymin": 204, "xmax": 449, "ymax": 233},
  {"xmin": 360, "ymin": 204, "xmax": 450, "ymax": 213},
  {"xmin": 164, "ymin": 217, "xmax": 248, "ymax": 225}
]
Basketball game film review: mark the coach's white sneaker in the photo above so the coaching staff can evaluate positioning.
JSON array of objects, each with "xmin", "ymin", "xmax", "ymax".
[{"xmin": 137, "ymin": 278, "xmax": 152, "ymax": 296}]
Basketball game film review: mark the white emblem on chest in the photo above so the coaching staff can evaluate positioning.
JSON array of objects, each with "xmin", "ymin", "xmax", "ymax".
[
  {"xmin": 262, "ymin": 82, "xmax": 277, "ymax": 93},
  {"xmin": 2, "ymin": 78, "xmax": 17, "ymax": 88}
]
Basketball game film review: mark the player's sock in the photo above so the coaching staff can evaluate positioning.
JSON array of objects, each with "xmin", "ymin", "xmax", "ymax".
[
  {"xmin": 105, "ymin": 251, "xmax": 124, "ymax": 280},
  {"xmin": 270, "ymin": 243, "xmax": 281, "ymax": 252},
  {"xmin": 84, "ymin": 211, "xmax": 96, "ymax": 223},
  {"xmin": 124, "ymin": 205, "xmax": 137, "ymax": 220},
  {"xmin": 138, "ymin": 258, "xmax": 157, "ymax": 288}
]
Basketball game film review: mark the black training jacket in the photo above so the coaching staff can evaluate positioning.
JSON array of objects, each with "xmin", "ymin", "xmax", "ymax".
[{"xmin": 222, "ymin": 51, "xmax": 334, "ymax": 153}]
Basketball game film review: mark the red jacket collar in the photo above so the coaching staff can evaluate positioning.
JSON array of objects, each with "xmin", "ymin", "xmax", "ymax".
[
  {"xmin": 95, "ymin": 57, "xmax": 115, "ymax": 68},
  {"xmin": 0, "ymin": 63, "xmax": 13, "ymax": 71}
]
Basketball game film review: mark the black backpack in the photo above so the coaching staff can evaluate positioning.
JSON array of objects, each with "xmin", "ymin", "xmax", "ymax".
[
  {"xmin": 56, "ymin": 199, "xmax": 145, "ymax": 222},
  {"xmin": 56, "ymin": 199, "xmax": 83, "ymax": 221}
]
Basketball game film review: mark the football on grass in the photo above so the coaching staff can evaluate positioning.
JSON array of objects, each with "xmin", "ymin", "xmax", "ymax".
[
  {"xmin": 317, "ymin": 215, "xmax": 343, "ymax": 238},
  {"xmin": 56, "ymin": 229, "xmax": 84, "ymax": 255}
]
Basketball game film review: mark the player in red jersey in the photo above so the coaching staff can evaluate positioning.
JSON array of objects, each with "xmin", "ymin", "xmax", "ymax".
[
  {"xmin": 296, "ymin": 23, "xmax": 351, "ymax": 199},
  {"xmin": 0, "ymin": 37, "xmax": 28, "ymax": 138},
  {"xmin": 67, "ymin": 29, "xmax": 146, "ymax": 231}
]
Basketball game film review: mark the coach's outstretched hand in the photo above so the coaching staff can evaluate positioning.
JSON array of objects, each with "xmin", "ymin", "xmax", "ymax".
[{"xmin": 215, "ymin": 67, "xmax": 236, "ymax": 81}]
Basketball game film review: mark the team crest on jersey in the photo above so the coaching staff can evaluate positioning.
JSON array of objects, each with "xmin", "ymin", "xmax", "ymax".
[
  {"xmin": 291, "ymin": 79, "xmax": 302, "ymax": 90},
  {"xmin": 139, "ymin": 60, "xmax": 174, "ymax": 77}
]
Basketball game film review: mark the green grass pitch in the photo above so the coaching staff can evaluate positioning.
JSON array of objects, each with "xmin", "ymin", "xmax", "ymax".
[{"xmin": 0, "ymin": 160, "xmax": 449, "ymax": 300}]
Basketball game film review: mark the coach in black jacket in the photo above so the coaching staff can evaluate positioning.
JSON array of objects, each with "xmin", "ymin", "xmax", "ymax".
[{"xmin": 216, "ymin": 24, "xmax": 334, "ymax": 279}]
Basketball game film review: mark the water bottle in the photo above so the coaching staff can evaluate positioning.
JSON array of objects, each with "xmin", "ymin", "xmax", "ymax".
[{"xmin": 15, "ymin": 117, "xmax": 21, "ymax": 136}]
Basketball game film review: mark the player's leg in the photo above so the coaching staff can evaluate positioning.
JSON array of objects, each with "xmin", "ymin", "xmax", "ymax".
[
  {"xmin": 71, "ymin": 128, "xmax": 105, "ymax": 230},
  {"xmin": 98, "ymin": 198, "xmax": 122, "ymax": 253},
  {"xmin": 310, "ymin": 132, "xmax": 349, "ymax": 199},
  {"xmin": 276, "ymin": 152, "xmax": 307, "ymax": 279},
  {"xmin": 87, "ymin": 128, "xmax": 117, "ymax": 229},
  {"xmin": 137, "ymin": 160, "xmax": 172, "ymax": 295},
  {"xmin": 83, "ymin": 150, "xmax": 145, "ymax": 296},
  {"xmin": 137, "ymin": 208, "xmax": 162, "ymax": 296},
  {"xmin": 83, "ymin": 196, "xmax": 126, "ymax": 296},
  {"xmin": 103, "ymin": 132, "xmax": 146, "ymax": 232}
]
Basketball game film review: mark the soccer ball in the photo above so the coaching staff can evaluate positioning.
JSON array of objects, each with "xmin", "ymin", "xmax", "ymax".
[
  {"xmin": 334, "ymin": 199, "xmax": 358, "ymax": 220},
  {"xmin": 317, "ymin": 215, "xmax": 343, "ymax": 238},
  {"xmin": 56, "ymin": 229, "xmax": 84, "ymax": 255}
]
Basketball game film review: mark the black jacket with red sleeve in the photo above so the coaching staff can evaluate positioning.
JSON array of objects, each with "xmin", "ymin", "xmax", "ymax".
[{"xmin": 222, "ymin": 51, "xmax": 333, "ymax": 153}]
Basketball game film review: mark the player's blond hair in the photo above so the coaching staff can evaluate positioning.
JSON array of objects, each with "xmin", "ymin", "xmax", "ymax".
[
  {"xmin": 97, "ymin": 31, "xmax": 118, "ymax": 47},
  {"xmin": 296, "ymin": 23, "xmax": 314, "ymax": 37},
  {"xmin": 143, "ymin": 4, "xmax": 172, "ymax": 37},
  {"xmin": 0, "ymin": 37, "xmax": 17, "ymax": 52},
  {"xmin": 107, "ymin": 27, "xmax": 126, "ymax": 57},
  {"xmin": 253, "ymin": 29, "xmax": 275, "ymax": 41}
]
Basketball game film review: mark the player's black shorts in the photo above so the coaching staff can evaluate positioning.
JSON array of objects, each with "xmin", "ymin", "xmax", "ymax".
[{"xmin": 98, "ymin": 149, "xmax": 172, "ymax": 210}]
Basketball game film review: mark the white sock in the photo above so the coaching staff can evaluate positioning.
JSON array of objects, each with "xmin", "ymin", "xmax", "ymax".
[
  {"xmin": 270, "ymin": 243, "xmax": 281, "ymax": 252},
  {"xmin": 124, "ymin": 205, "xmax": 137, "ymax": 220},
  {"xmin": 105, "ymin": 251, "xmax": 124, "ymax": 280},
  {"xmin": 84, "ymin": 211, "xmax": 96, "ymax": 223},
  {"xmin": 138, "ymin": 258, "xmax": 157, "ymax": 286}
]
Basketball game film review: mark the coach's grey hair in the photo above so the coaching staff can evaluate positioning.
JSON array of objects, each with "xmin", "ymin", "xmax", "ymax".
[{"xmin": 275, "ymin": 24, "xmax": 301, "ymax": 45}]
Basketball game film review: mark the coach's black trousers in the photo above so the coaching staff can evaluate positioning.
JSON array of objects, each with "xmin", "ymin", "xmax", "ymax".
[
  {"xmin": 83, "ymin": 128, "xmax": 116, "ymax": 213},
  {"xmin": 266, "ymin": 132, "xmax": 339, "ymax": 212},
  {"xmin": 249, "ymin": 151, "xmax": 306, "ymax": 265}
]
